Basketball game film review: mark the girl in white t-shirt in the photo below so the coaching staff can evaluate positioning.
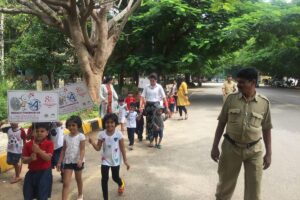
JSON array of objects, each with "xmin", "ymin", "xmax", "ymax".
[
  {"xmin": 89, "ymin": 113, "xmax": 130, "ymax": 200},
  {"xmin": 57, "ymin": 116, "xmax": 85, "ymax": 200},
  {"xmin": 117, "ymin": 99, "xmax": 127, "ymax": 135}
]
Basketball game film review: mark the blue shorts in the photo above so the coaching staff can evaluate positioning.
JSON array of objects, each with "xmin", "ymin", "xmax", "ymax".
[
  {"xmin": 63, "ymin": 163, "xmax": 85, "ymax": 171},
  {"xmin": 23, "ymin": 168, "xmax": 53, "ymax": 200},
  {"xmin": 153, "ymin": 130, "xmax": 163, "ymax": 138},
  {"xmin": 7, "ymin": 152, "xmax": 21, "ymax": 165},
  {"xmin": 51, "ymin": 147, "xmax": 63, "ymax": 168},
  {"xmin": 169, "ymin": 104, "xmax": 175, "ymax": 112}
]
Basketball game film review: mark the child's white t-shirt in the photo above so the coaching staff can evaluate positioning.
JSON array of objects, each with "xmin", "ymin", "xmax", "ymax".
[
  {"xmin": 98, "ymin": 130, "xmax": 123, "ymax": 166},
  {"xmin": 126, "ymin": 111, "xmax": 138, "ymax": 128},
  {"xmin": 118, "ymin": 104, "xmax": 127, "ymax": 123},
  {"xmin": 50, "ymin": 126, "xmax": 64, "ymax": 150},
  {"xmin": 6, "ymin": 128, "xmax": 26, "ymax": 154},
  {"xmin": 63, "ymin": 133, "xmax": 86, "ymax": 164}
]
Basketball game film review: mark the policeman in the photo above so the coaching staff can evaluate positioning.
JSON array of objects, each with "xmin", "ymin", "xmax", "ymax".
[
  {"xmin": 211, "ymin": 68, "xmax": 273, "ymax": 200},
  {"xmin": 222, "ymin": 75, "xmax": 237, "ymax": 102}
]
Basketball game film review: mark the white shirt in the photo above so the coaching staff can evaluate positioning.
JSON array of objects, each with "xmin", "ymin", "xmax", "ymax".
[
  {"xmin": 141, "ymin": 84, "xmax": 166, "ymax": 102},
  {"xmin": 6, "ymin": 128, "xmax": 25, "ymax": 154},
  {"xmin": 126, "ymin": 111, "xmax": 138, "ymax": 128},
  {"xmin": 50, "ymin": 126, "xmax": 64, "ymax": 150},
  {"xmin": 98, "ymin": 130, "xmax": 123, "ymax": 166},
  {"xmin": 63, "ymin": 133, "xmax": 86, "ymax": 164},
  {"xmin": 118, "ymin": 104, "xmax": 127, "ymax": 121}
]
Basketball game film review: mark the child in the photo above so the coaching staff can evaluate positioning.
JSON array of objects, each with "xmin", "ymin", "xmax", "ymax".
[
  {"xmin": 49, "ymin": 121, "xmax": 64, "ymax": 182},
  {"xmin": 89, "ymin": 113, "xmax": 130, "ymax": 200},
  {"xmin": 135, "ymin": 110, "xmax": 144, "ymax": 142},
  {"xmin": 150, "ymin": 106, "xmax": 165, "ymax": 149},
  {"xmin": 6, "ymin": 122, "xmax": 26, "ymax": 184},
  {"xmin": 126, "ymin": 103, "xmax": 138, "ymax": 150},
  {"xmin": 135, "ymin": 91, "xmax": 142, "ymax": 109},
  {"xmin": 124, "ymin": 91, "xmax": 136, "ymax": 110},
  {"xmin": 57, "ymin": 116, "xmax": 85, "ymax": 200},
  {"xmin": 22, "ymin": 122, "xmax": 54, "ymax": 200},
  {"xmin": 118, "ymin": 98, "xmax": 127, "ymax": 134},
  {"xmin": 167, "ymin": 94, "xmax": 176, "ymax": 118}
]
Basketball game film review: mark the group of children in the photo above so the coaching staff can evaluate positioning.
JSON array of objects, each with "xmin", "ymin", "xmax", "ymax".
[
  {"xmin": 2, "ymin": 91, "xmax": 172, "ymax": 200},
  {"xmin": 117, "ymin": 91, "xmax": 168, "ymax": 150},
  {"xmin": 4, "ymin": 114, "xmax": 129, "ymax": 200}
]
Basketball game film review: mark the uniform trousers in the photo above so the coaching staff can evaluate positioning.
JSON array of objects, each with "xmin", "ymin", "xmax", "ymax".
[{"xmin": 216, "ymin": 139, "xmax": 263, "ymax": 200}]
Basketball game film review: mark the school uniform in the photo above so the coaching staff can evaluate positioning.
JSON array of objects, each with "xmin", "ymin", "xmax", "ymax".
[{"xmin": 22, "ymin": 139, "xmax": 54, "ymax": 200}]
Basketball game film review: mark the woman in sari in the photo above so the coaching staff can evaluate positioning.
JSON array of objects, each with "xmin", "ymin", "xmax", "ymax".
[{"xmin": 99, "ymin": 76, "xmax": 118, "ymax": 118}]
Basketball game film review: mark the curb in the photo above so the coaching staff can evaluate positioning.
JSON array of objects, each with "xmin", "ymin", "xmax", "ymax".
[
  {"xmin": 0, "ymin": 153, "xmax": 11, "ymax": 174},
  {"xmin": 63, "ymin": 117, "xmax": 103, "ymax": 135}
]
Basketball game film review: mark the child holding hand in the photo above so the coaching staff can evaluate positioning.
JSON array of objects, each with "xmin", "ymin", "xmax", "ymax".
[
  {"xmin": 89, "ymin": 113, "xmax": 130, "ymax": 200},
  {"xmin": 57, "ymin": 116, "xmax": 85, "ymax": 200}
]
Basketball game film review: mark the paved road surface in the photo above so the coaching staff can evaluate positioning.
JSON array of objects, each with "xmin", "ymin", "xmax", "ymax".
[{"xmin": 0, "ymin": 83, "xmax": 299, "ymax": 200}]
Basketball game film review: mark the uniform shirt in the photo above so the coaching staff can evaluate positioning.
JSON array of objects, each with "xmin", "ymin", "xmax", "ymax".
[
  {"xmin": 126, "ymin": 111, "xmax": 138, "ymax": 128},
  {"xmin": 142, "ymin": 84, "xmax": 166, "ymax": 102},
  {"xmin": 218, "ymin": 92, "xmax": 273, "ymax": 143},
  {"xmin": 168, "ymin": 96, "xmax": 175, "ymax": 105},
  {"xmin": 7, "ymin": 128, "xmax": 26, "ymax": 154},
  {"xmin": 222, "ymin": 81, "xmax": 236, "ymax": 95},
  {"xmin": 98, "ymin": 130, "xmax": 123, "ymax": 166},
  {"xmin": 22, "ymin": 139, "xmax": 54, "ymax": 171},
  {"xmin": 63, "ymin": 133, "xmax": 86, "ymax": 164},
  {"xmin": 124, "ymin": 96, "xmax": 136, "ymax": 110}
]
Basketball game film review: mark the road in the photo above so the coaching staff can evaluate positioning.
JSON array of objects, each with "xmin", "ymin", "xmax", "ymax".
[{"xmin": 0, "ymin": 83, "xmax": 299, "ymax": 200}]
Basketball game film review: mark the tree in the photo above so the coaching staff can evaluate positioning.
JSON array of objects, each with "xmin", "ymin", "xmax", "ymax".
[
  {"xmin": 4, "ymin": 16, "xmax": 74, "ymax": 89},
  {"xmin": 0, "ymin": 0, "xmax": 142, "ymax": 102},
  {"xmin": 220, "ymin": 1, "xmax": 300, "ymax": 77}
]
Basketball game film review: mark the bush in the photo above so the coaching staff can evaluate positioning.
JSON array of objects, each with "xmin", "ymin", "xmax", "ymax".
[{"xmin": 0, "ymin": 81, "xmax": 8, "ymax": 121}]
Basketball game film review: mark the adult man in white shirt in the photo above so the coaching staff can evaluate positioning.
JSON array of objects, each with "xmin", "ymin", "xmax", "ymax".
[{"xmin": 139, "ymin": 73, "xmax": 169, "ymax": 144}]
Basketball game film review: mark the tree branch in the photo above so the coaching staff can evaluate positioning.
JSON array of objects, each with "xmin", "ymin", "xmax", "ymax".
[
  {"xmin": 32, "ymin": 0, "xmax": 60, "ymax": 21},
  {"xmin": 108, "ymin": 0, "xmax": 142, "ymax": 39},
  {"xmin": 41, "ymin": 0, "xmax": 70, "ymax": 10},
  {"xmin": 0, "ymin": 7, "xmax": 37, "ymax": 15},
  {"xmin": 107, "ymin": 0, "xmax": 134, "ymax": 30}
]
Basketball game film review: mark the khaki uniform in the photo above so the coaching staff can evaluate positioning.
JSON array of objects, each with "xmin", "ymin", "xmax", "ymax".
[
  {"xmin": 222, "ymin": 81, "xmax": 236, "ymax": 102},
  {"xmin": 216, "ymin": 92, "xmax": 273, "ymax": 200}
]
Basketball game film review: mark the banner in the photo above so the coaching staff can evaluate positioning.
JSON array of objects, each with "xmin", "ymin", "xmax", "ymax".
[
  {"xmin": 8, "ymin": 91, "xmax": 59, "ymax": 122},
  {"xmin": 58, "ymin": 82, "xmax": 94, "ymax": 114},
  {"xmin": 138, "ymin": 77, "xmax": 150, "ymax": 89}
]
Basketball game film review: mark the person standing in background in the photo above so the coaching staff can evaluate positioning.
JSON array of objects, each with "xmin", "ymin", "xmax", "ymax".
[
  {"xmin": 176, "ymin": 77, "xmax": 190, "ymax": 120},
  {"xmin": 170, "ymin": 80, "xmax": 178, "ymax": 113},
  {"xmin": 99, "ymin": 76, "xmax": 119, "ymax": 118},
  {"xmin": 222, "ymin": 75, "xmax": 237, "ymax": 102}
]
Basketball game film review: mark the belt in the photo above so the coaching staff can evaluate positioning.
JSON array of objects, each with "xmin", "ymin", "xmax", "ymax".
[
  {"xmin": 146, "ymin": 101, "xmax": 159, "ymax": 105},
  {"xmin": 224, "ymin": 134, "xmax": 261, "ymax": 148}
]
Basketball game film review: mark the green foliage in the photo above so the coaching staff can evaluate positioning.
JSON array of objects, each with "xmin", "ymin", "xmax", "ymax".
[
  {"xmin": 4, "ymin": 15, "xmax": 78, "ymax": 88},
  {"xmin": 222, "ymin": 1, "xmax": 300, "ymax": 77},
  {"xmin": 0, "ymin": 80, "xmax": 8, "ymax": 120}
]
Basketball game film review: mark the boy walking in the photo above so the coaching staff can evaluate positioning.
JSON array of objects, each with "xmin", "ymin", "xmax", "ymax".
[{"xmin": 150, "ymin": 106, "xmax": 165, "ymax": 149}]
